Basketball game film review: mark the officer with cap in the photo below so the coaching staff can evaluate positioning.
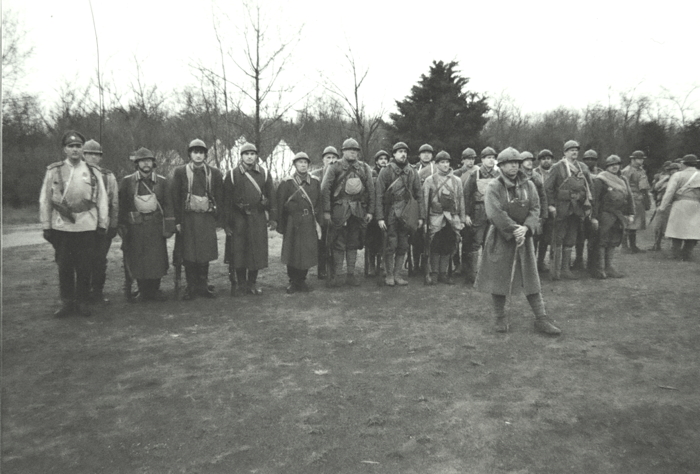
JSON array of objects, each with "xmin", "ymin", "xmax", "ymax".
[
  {"xmin": 171, "ymin": 139, "xmax": 224, "ymax": 300},
  {"xmin": 40, "ymin": 131, "xmax": 109, "ymax": 317},
  {"xmin": 475, "ymin": 147, "xmax": 560, "ymax": 335},
  {"xmin": 223, "ymin": 142, "xmax": 277, "ymax": 295},
  {"xmin": 312, "ymin": 146, "xmax": 339, "ymax": 279},
  {"xmin": 461, "ymin": 146, "xmax": 500, "ymax": 284},
  {"xmin": 82, "ymin": 139, "xmax": 119, "ymax": 303},
  {"xmin": 365, "ymin": 149, "xmax": 390, "ymax": 277},
  {"xmin": 621, "ymin": 150, "xmax": 651, "ymax": 252},
  {"xmin": 321, "ymin": 138, "xmax": 375, "ymax": 287},
  {"xmin": 650, "ymin": 161, "xmax": 680, "ymax": 251},
  {"xmin": 118, "ymin": 147, "xmax": 176, "ymax": 301},
  {"xmin": 277, "ymin": 152, "xmax": 322, "ymax": 293},
  {"xmin": 657, "ymin": 154, "xmax": 700, "ymax": 261},
  {"xmin": 454, "ymin": 147, "xmax": 477, "ymax": 178},
  {"xmin": 590, "ymin": 155, "xmax": 635, "ymax": 278},
  {"xmin": 572, "ymin": 148, "xmax": 601, "ymax": 271},
  {"xmin": 375, "ymin": 142, "xmax": 423, "ymax": 286},
  {"xmin": 422, "ymin": 151, "xmax": 464, "ymax": 285},
  {"xmin": 544, "ymin": 140, "xmax": 596, "ymax": 280},
  {"xmin": 533, "ymin": 149, "xmax": 555, "ymax": 272}
]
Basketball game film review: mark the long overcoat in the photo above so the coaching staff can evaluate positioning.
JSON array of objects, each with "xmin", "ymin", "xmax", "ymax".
[
  {"xmin": 658, "ymin": 167, "xmax": 700, "ymax": 240},
  {"xmin": 592, "ymin": 170, "xmax": 635, "ymax": 247},
  {"xmin": 621, "ymin": 164, "xmax": 650, "ymax": 230},
  {"xmin": 223, "ymin": 162, "xmax": 276, "ymax": 270},
  {"xmin": 276, "ymin": 173, "xmax": 321, "ymax": 269},
  {"xmin": 171, "ymin": 164, "xmax": 223, "ymax": 263},
  {"xmin": 118, "ymin": 172, "xmax": 175, "ymax": 279},
  {"xmin": 475, "ymin": 171, "xmax": 541, "ymax": 296}
]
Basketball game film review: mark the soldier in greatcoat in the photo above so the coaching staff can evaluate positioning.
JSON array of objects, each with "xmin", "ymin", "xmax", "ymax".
[
  {"xmin": 461, "ymin": 146, "xmax": 499, "ymax": 284},
  {"xmin": 171, "ymin": 139, "xmax": 224, "ymax": 300},
  {"xmin": 573, "ymin": 149, "xmax": 601, "ymax": 273},
  {"xmin": 312, "ymin": 146, "xmax": 339, "ymax": 280},
  {"xmin": 40, "ymin": 131, "xmax": 109, "ymax": 317},
  {"xmin": 365, "ymin": 149, "xmax": 390, "ymax": 277},
  {"xmin": 422, "ymin": 151, "xmax": 465, "ymax": 285},
  {"xmin": 534, "ymin": 149, "xmax": 555, "ymax": 272},
  {"xmin": 82, "ymin": 139, "xmax": 119, "ymax": 304},
  {"xmin": 590, "ymin": 155, "xmax": 635, "ymax": 279},
  {"xmin": 474, "ymin": 148, "xmax": 561, "ymax": 336},
  {"xmin": 375, "ymin": 142, "xmax": 423, "ymax": 286},
  {"xmin": 621, "ymin": 150, "xmax": 651, "ymax": 253},
  {"xmin": 453, "ymin": 147, "xmax": 477, "ymax": 274},
  {"xmin": 650, "ymin": 161, "xmax": 680, "ymax": 251},
  {"xmin": 657, "ymin": 154, "xmax": 700, "ymax": 261},
  {"xmin": 223, "ymin": 143, "xmax": 277, "ymax": 296},
  {"xmin": 277, "ymin": 152, "xmax": 322, "ymax": 293},
  {"xmin": 320, "ymin": 138, "xmax": 375, "ymax": 287},
  {"xmin": 408, "ymin": 144, "xmax": 436, "ymax": 275},
  {"xmin": 118, "ymin": 147, "xmax": 176, "ymax": 301},
  {"xmin": 544, "ymin": 140, "xmax": 596, "ymax": 280}
]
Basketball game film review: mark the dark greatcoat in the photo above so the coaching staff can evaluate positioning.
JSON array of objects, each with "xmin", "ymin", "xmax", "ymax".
[
  {"xmin": 118, "ymin": 172, "xmax": 175, "ymax": 279},
  {"xmin": 223, "ymin": 162, "xmax": 277, "ymax": 271},
  {"xmin": 544, "ymin": 159, "xmax": 594, "ymax": 221},
  {"xmin": 276, "ymin": 173, "xmax": 321, "ymax": 269},
  {"xmin": 171, "ymin": 163, "xmax": 223, "ymax": 263},
  {"xmin": 321, "ymin": 157, "xmax": 375, "ymax": 226},
  {"xmin": 475, "ymin": 170, "xmax": 541, "ymax": 296},
  {"xmin": 592, "ymin": 170, "xmax": 635, "ymax": 247}
]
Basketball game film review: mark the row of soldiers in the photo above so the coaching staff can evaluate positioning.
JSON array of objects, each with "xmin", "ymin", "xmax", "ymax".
[{"xmin": 40, "ymin": 132, "xmax": 699, "ymax": 334}]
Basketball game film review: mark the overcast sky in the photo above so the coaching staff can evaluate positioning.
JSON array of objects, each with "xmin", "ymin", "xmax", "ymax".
[{"xmin": 7, "ymin": 0, "xmax": 700, "ymax": 119}]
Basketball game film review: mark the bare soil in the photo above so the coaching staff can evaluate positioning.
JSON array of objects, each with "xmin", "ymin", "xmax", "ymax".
[{"xmin": 2, "ymin": 228, "xmax": 699, "ymax": 473}]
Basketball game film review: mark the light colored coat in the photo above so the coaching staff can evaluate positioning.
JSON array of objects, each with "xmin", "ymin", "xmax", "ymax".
[
  {"xmin": 658, "ymin": 167, "xmax": 700, "ymax": 240},
  {"xmin": 475, "ymin": 171, "xmax": 541, "ymax": 296}
]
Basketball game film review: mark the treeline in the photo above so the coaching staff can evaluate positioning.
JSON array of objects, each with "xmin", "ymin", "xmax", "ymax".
[{"xmin": 3, "ymin": 71, "xmax": 700, "ymax": 207}]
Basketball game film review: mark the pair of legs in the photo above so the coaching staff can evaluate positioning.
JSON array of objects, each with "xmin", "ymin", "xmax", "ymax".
[
  {"xmin": 328, "ymin": 217, "xmax": 364, "ymax": 287},
  {"xmin": 671, "ymin": 239, "xmax": 697, "ymax": 261},
  {"xmin": 551, "ymin": 215, "xmax": 582, "ymax": 280},
  {"xmin": 491, "ymin": 292, "xmax": 560, "ymax": 335},
  {"xmin": 183, "ymin": 261, "xmax": 214, "ymax": 299},
  {"xmin": 286, "ymin": 266, "xmax": 311, "ymax": 293},
  {"xmin": 53, "ymin": 231, "xmax": 96, "ymax": 317},
  {"xmin": 232, "ymin": 267, "xmax": 261, "ymax": 295},
  {"xmin": 428, "ymin": 224, "xmax": 458, "ymax": 285}
]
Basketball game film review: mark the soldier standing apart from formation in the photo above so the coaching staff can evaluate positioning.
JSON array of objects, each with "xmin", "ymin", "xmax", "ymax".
[
  {"xmin": 321, "ymin": 138, "xmax": 375, "ymax": 287},
  {"xmin": 462, "ymin": 146, "xmax": 499, "ymax": 284},
  {"xmin": 365, "ymin": 150, "xmax": 390, "ymax": 277},
  {"xmin": 572, "ymin": 149, "xmax": 601, "ymax": 273},
  {"xmin": 375, "ymin": 142, "xmax": 423, "ymax": 286},
  {"xmin": 533, "ymin": 149, "xmax": 555, "ymax": 272},
  {"xmin": 621, "ymin": 150, "xmax": 651, "ymax": 253},
  {"xmin": 82, "ymin": 139, "xmax": 119, "ymax": 304},
  {"xmin": 277, "ymin": 152, "xmax": 322, "ymax": 293},
  {"xmin": 422, "ymin": 151, "xmax": 465, "ymax": 285},
  {"xmin": 544, "ymin": 140, "xmax": 596, "ymax": 280},
  {"xmin": 657, "ymin": 154, "xmax": 700, "ymax": 261},
  {"xmin": 312, "ymin": 146, "xmax": 339, "ymax": 280},
  {"xmin": 40, "ymin": 131, "xmax": 109, "ymax": 317},
  {"xmin": 454, "ymin": 147, "xmax": 477, "ymax": 273},
  {"xmin": 172, "ymin": 139, "xmax": 224, "ymax": 300},
  {"xmin": 590, "ymin": 155, "xmax": 635, "ymax": 279},
  {"xmin": 650, "ymin": 161, "xmax": 680, "ymax": 251},
  {"xmin": 408, "ymin": 144, "xmax": 436, "ymax": 275},
  {"xmin": 475, "ymin": 148, "xmax": 561, "ymax": 335},
  {"xmin": 223, "ymin": 143, "xmax": 277, "ymax": 296},
  {"xmin": 118, "ymin": 148, "xmax": 176, "ymax": 301}
]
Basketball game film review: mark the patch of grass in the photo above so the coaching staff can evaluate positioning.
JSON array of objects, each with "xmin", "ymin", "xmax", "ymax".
[{"xmin": 2, "ymin": 204, "xmax": 40, "ymax": 227}]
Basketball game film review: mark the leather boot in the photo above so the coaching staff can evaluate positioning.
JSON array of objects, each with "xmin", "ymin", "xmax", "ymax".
[
  {"xmin": 528, "ymin": 293, "xmax": 561, "ymax": 336},
  {"xmin": 551, "ymin": 246, "xmax": 562, "ymax": 280},
  {"xmin": 560, "ymin": 247, "xmax": 579, "ymax": 280},
  {"xmin": 537, "ymin": 248, "xmax": 549, "ymax": 273},
  {"xmin": 394, "ymin": 254, "xmax": 408, "ymax": 286},
  {"xmin": 53, "ymin": 300, "xmax": 74, "ymax": 318},
  {"xmin": 367, "ymin": 252, "xmax": 376, "ymax": 277},
  {"xmin": 437, "ymin": 256, "xmax": 454, "ymax": 284},
  {"xmin": 591, "ymin": 247, "xmax": 607, "ymax": 279},
  {"xmin": 384, "ymin": 254, "xmax": 395, "ymax": 286},
  {"xmin": 571, "ymin": 242, "xmax": 585, "ymax": 270},
  {"xmin": 492, "ymin": 294, "xmax": 508, "ymax": 333},
  {"xmin": 465, "ymin": 251, "xmax": 479, "ymax": 283},
  {"xmin": 628, "ymin": 231, "xmax": 644, "ymax": 253},
  {"xmin": 604, "ymin": 247, "xmax": 624, "ymax": 278},
  {"xmin": 681, "ymin": 240, "xmax": 696, "ymax": 262}
]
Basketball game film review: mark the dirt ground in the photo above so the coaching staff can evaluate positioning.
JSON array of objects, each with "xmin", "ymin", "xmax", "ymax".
[{"xmin": 2, "ymin": 226, "xmax": 699, "ymax": 473}]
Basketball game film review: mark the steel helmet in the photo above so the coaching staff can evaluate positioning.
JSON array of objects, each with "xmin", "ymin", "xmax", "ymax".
[
  {"xmin": 418, "ymin": 144, "xmax": 434, "ymax": 154},
  {"xmin": 583, "ymin": 149, "xmax": 598, "ymax": 160},
  {"xmin": 374, "ymin": 150, "xmax": 390, "ymax": 160},
  {"xmin": 131, "ymin": 147, "xmax": 156, "ymax": 166},
  {"xmin": 341, "ymin": 138, "xmax": 360, "ymax": 151},
  {"xmin": 537, "ymin": 149, "xmax": 553, "ymax": 159},
  {"xmin": 605, "ymin": 155, "xmax": 622, "ymax": 167},
  {"xmin": 240, "ymin": 143, "xmax": 258, "ymax": 155},
  {"xmin": 322, "ymin": 146, "xmax": 339, "ymax": 158},
  {"xmin": 83, "ymin": 139, "xmax": 103, "ymax": 155},
  {"xmin": 520, "ymin": 151, "xmax": 534, "ymax": 161},
  {"xmin": 392, "ymin": 142, "xmax": 410, "ymax": 153},
  {"xmin": 481, "ymin": 146, "xmax": 497, "ymax": 158},
  {"xmin": 188, "ymin": 139, "xmax": 207, "ymax": 153},
  {"xmin": 497, "ymin": 147, "xmax": 522, "ymax": 165},
  {"xmin": 461, "ymin": 148, "xmax": 477, "ymax": 159},
  {"xmin": 630, "ymin": 150, "xmax": 646, "ymax": 160},
  {"xmin": 435, "ymin": 150, "xmax": 451, "ymax": 163},
  {"xmin": 564, "ymin": 140, "xmax": 580, "ymax": 152},
  {"xmin": 292, "ymin": 152, "xmax": 310, "ymax": 163}
]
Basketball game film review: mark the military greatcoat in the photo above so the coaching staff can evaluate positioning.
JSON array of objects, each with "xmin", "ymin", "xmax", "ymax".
[
  {"xmin": 621, "ymin": 163, "xmax": 650, "ymax": 230},
  {"xmin": 475, "ymin": 171, "xmax": 541, "ymax": 296},
  {"xmin": 658, "ymin": 167, "xmax": 700, "ymax": 240},
  {"xmin": 277, "ymin": 173, "xmax": 322, "ymax": 270},
  {"xmin": 592, "ymin": 170, "xmax": 635, "ymax": 247}
]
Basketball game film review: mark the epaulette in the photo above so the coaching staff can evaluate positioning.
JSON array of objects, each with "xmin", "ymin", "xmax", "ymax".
[
  {"xmin": 47, "ymin": 161, "xmax": 64, "ymax": 170},
  {"xmin": 282, "ymin": 176, "xmax": 294, "ymax": 182}
]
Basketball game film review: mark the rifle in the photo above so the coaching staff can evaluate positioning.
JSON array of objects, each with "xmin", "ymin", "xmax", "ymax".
[
  {"xmin": 424, "ymin": 187, "xmax": 433, "ymax": 285},
  {"xmin": 173, "ymin": 231, "xmax": 183, "ymax": 300}
]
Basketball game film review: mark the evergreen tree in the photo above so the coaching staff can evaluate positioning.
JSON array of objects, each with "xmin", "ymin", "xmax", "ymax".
[{"xmin": 390, "ymin": 60, "xmax": 489, "ymax": 163}]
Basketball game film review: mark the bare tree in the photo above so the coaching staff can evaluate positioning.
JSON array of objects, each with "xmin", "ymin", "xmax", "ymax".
[
  {"xmin": 322, "ymin": 47, "xmax": 384, "ymax": 161},
  {"xmin": 2, "ymin": 8, "xmax": 35, "ymax": 109},
  {"xmin": 660, "ymin": 84, "xmax": 700, "ymax": 127}
]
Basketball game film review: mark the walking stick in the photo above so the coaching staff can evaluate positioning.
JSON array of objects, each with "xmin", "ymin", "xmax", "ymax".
[{"xmin": 424, "ymin": 187, "xmax": 433, "ymax": 285}]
